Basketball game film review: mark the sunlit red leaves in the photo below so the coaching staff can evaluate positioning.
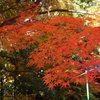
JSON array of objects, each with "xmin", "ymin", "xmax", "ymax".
[
  {"xmin": 43, "ymin": 68, "xmax": 70, "ymax": 89},
  {"xmin": 1, "ymin": 8, "xmax": 100, "ymax": 89},
  {"xmin": 45, "ymin": 16, "xmax": 84, "ymax": 28},
  {"xmin": 0, "ymin": 19, "xmax": 45, "ymax": 51},
  {"xmin": 28, "ymin": 16, "xmax": 100, "ymax": 88},
  {"xmin": 75, "ymin": 78, "xmax": 86, "ymax": 84}
]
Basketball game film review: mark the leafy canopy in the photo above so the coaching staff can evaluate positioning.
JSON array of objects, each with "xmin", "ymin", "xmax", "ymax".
[{"xmin": 0, "ymin": 3, "xmax": 100, "ymax": 89}]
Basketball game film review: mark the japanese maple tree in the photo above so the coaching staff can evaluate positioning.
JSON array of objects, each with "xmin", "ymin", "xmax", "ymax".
[{"xmin": 0, "ymin": 3, "xmax": 100, "ymax": 89}]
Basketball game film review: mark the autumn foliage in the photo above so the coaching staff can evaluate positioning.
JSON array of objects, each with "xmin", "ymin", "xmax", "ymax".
[{"xmin": 0, "ymin": 3, "xmax": 100, "ymax": 89}]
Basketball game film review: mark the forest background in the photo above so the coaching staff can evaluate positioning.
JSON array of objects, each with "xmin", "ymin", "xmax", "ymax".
[{"xmin": 1, "ymin": 0, "xmax": 100, "ymax": 100}]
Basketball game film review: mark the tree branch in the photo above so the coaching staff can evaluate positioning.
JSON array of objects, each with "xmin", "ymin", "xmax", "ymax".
[
  {"xmin": 38, "ymin": 9, "xmax": 100, "ymax": 15},
  {"xmin": 1, "ymin": 9, "xmax": 100, "ymax": 27}
]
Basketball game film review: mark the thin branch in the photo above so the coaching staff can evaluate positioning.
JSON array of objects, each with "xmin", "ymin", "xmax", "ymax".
[
  {"xmin": 1, "ymin": 9, "xmax": 100, "ymax": 27},
  {"xmin": 38, "ymin": 9, "xmax": 100, "ymax": 15}
]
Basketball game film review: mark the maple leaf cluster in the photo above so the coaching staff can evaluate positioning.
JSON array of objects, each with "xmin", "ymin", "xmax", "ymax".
[
  {"xmin": 28, "ymin": 16, "xmax": 100, "ymax": 88},
  {"xmin": 0, "ymin": 3, "xmax": 100, "ymax": 89}
]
